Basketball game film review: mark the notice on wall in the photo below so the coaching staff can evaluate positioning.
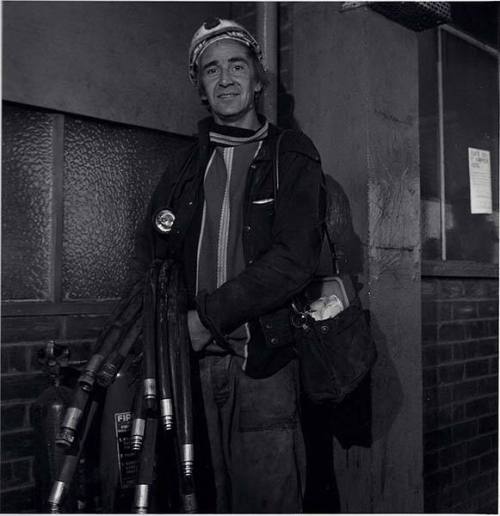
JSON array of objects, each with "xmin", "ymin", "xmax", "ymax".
[{"xmin": 468, "ymin": 148, "xmax": 492, "ymax": 214}]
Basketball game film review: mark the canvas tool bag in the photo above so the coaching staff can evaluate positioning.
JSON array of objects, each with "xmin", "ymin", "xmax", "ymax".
[{"xmin": 274, "ymin": 131, "xmax": 377, "ymax": 404}]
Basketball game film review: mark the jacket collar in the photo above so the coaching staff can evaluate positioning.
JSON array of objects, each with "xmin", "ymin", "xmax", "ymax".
[
  {"xmin": 197, "ymin": 116, "xmax": 213, "ymax": 151},
  {"xmin": 254, "ymin": 123, "xmax": 281, "ymax": 162}
]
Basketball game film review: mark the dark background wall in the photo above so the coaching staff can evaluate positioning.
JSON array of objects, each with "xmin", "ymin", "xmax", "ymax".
[{"xmin": 3, "ymin": 1, "xmax": 231, "ymax": 134}]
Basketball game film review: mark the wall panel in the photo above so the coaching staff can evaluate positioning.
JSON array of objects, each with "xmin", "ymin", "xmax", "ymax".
[
  {"xmin": 62, "ymin": 117, "xmax": 187, "ymax": 299},
  {"xmin": 2, "ymin": 104, "xmax": 55, "ymax": 301}
]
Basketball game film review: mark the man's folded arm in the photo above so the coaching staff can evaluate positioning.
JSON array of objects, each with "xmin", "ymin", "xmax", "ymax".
[{"xmin": 196, "ymin": 151, "xmax": 325, "ymax": 337}]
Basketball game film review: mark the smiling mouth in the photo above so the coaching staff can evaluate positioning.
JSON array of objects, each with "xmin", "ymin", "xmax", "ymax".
[{"xmin": 218, "ymin": 93, "xmax": 239, "ymax": 99}]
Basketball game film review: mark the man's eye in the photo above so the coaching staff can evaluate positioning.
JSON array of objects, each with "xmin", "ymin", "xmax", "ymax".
[
  {"xmin": 205, "ymin": 67, "xmax": 218, "ymax": 76},
  {"xmin": 232, "ymin": 64, "xmax": 245, "ymax": 72}
]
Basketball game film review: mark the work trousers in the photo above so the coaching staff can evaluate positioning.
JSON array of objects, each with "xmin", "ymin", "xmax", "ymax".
[{"xmin": 198, "ymin": 354, "xmax": 306, "ymax": 513}]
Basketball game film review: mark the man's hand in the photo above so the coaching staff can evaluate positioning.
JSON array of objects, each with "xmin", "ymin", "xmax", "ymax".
[{"xmin": 187, "ymin": 310, "xmax": 212, "ymax": 351}]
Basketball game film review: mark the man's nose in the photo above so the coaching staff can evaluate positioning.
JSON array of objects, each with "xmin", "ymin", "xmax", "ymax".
[{"xmin": 219, "ymin": 67, "xmax": 234, "ymax": 86}]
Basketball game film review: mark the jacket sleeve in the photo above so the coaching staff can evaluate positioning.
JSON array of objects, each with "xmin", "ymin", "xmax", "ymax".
[{"xmin": 196, "ymin": 137, "xmax": 325, "ymax": 337}]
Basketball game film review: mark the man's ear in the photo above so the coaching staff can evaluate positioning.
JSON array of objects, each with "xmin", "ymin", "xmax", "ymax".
[{"xmin": 254, "ymin": 82, "xmax": 262, "ymax": 93}]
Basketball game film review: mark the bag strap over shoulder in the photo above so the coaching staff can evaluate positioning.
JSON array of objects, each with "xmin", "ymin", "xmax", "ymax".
[{"xmin": 273, "ymin": 130, "xmax": 339, "ymax": 276}]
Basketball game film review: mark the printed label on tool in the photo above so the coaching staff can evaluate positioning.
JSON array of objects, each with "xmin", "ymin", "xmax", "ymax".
[{"xmin": 114, "ymin": 411, "xmax": 138, "ymax": 488}]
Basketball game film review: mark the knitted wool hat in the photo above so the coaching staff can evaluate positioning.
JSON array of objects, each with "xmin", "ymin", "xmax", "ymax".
[{"xmin": 188, "ymin": 17, "xmax": 263, "ymax": 85}]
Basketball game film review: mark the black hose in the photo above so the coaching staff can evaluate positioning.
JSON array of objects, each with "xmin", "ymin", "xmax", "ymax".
[{"xmin": 156, "ymin": 260, "xmax": 174, "ymax": 431}]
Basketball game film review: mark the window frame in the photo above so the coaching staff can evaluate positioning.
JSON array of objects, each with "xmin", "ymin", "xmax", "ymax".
[{"xmin": 423, "ymin": 25, "xmax": 499, "ymax": 278}]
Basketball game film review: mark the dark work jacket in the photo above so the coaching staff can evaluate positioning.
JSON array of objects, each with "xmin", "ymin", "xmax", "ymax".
[{"xmin": 130, "ymin": 117, "xmax": 325, "ymax": 378}]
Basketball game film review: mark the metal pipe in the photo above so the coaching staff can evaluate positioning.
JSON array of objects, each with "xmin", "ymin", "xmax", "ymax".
[
  {"xmin": 256, "ymin": 2, "xmax": 278, "ymax": 124},
  {"xmin": 441, "ymin": 24, "xmax": 499, "ymax": 58},
  {"xmin": 437, "ymin": 28, "xmax": 447, "ymax": 261}
]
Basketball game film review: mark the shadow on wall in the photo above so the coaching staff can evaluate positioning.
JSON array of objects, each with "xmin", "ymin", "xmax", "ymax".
[
  {"xmin": 278, "ymin": 82, "xmax": 404, "ymax": 510},
  {"xmin": 369, "ymin": 317, "xmax": 405, "ymax": 443}
]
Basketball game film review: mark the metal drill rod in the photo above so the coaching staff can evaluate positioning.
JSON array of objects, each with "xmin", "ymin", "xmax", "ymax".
[
  {"xmin": 77, "ymin": 353, "xmax": 106, "ymax": 392},
  {"xmin": 167, "ymin": 266, "xmax": 195, "ymax": 479},
  {"xmin": 156, "ymin": 260, "xmax": 174, "ymax": 432},
  {"xmin": 142, "ymin": 266, "xmax": 159, "ymax": 411},
  {"xmin": 167, "ymin": 266, "xmax": 181, "ymax": 444},
  {"xmin": 176, "ymin": 268, "xmax": 195, "ymax": 480},
  {"xmin": 133, "ymin": 417, "xmax": 158, "ymax": 514},
  {"xmin": 170, "ymin": 411, "xmax": 198, "ymax": 514},
  {"xmin": 48, "ymin": 398, "xmax": 99, "ymax": 513},
  {"xmin": 180, "ymin": 479, "xmax": 198, "ymax": 514},
  {"xmin": 78, "ymin": 288, "xmax": 143, "ymax": 391},
  {"xmin": 131, "ymin": 382, "xmax": 147, "ymax": 453},
  {"xmin": 55, "ymin": 386, "xmax": 90, "ymax": 448},
  {"xmin": 56, "ymin": 291, "xmax": 143, "ymax": 448},
  {"xmin": 165, "ymin": 265, "xmax": 197, "ymax": 512},
  {"xmin": 96, "ymin": 315, "xmax": 143, "ymax": 387}
]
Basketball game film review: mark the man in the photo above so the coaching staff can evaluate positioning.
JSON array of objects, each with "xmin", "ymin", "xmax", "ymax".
[{"xmin": 132, "ymin": 18, "xmax": 325, "ymax": 513}]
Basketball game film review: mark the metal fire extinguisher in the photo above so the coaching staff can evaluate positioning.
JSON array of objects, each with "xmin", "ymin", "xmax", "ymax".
[{"xmin": 31, "ymin": 341, "xmax": 79, "ymax": 513}]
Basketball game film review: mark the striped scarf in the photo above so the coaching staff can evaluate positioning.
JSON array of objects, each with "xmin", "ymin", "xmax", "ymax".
[
  {"xmin": 208, "ymin": 120, "xmax": 269, "ymax": 147},
  {"xmin": 196, "ymin": 121, "xmax": 269, "ymax": 359}
]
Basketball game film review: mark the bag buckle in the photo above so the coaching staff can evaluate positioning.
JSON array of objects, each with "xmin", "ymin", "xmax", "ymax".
[{"xmin": 291, "ymin": 311, "xmax": 310, "ymax": 330}]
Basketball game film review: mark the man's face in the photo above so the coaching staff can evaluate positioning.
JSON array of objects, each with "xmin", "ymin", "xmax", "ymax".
[{"xmin": 198, "ymin": 39, "xmax": 262, "ymax": 129}]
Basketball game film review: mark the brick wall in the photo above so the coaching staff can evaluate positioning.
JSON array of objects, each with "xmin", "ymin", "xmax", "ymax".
[
  {"xmin": 0, "ymin": 315, "xmax": 104, "ymax": 512},
  {"xmin": 422, "ymin": 277, "xmax": 498, "ymax": 513}
]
